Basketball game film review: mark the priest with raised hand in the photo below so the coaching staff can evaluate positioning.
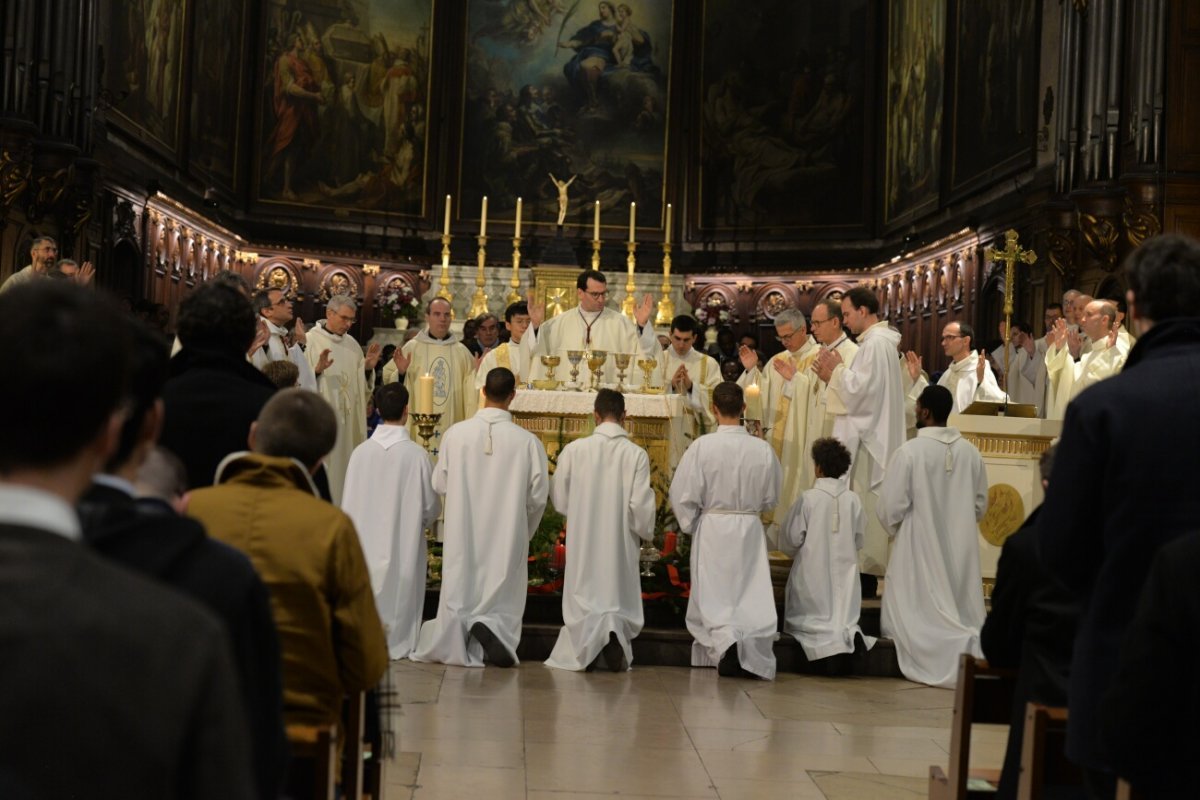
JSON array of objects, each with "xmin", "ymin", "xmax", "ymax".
[
  {"xmin": 249, "ymin": 288, "xmax": 317, "ymax": 391},
  {"xmin": 411, "ymin": 368, "xmax": 549, "ymax": 668},
  {"xmin": 736, "ymin": 308, "xmax": 821, "ymax": 543},
  {"xmin": 654, "ymin": 314, "xmax": 721, "ymax": 430},
  {"xmin": 1044, "ymin": 300, "xmax": 1126, "ymax": 419},
  {"xmin": 383, "ymin": 296, "xmax": 478, "ymax": 443},
  {"xmin": 304, "ymin": 295, "xmax": 382, "ymax": 503},
  {"xmin": 341, "ymin": 383, "xmax": 439, "ymax": 661},
  {"xmin": 908, "ymin": 321, "xmax": 1007, "ymax": 414},
  {"xmin": 522, "ymin": 270, "xmax": 659, "ymax": 387},
  {"xmin": 545, "ymin": 389, "xmax": 656, "ymax": 673},
  {"xmin": 475, "ymin": 301, "xmax": 532, "ymax": 388},
  {"xmin": 878, "ymin": 385, "xmax": 988, "ymax": 689},
  {"xmin": 813, "ymin": 286, "xmax": 906, "ymax": 592},
  {"xmin": 670, "ymin": 382, "xmax": 782, "ymax": 680}
]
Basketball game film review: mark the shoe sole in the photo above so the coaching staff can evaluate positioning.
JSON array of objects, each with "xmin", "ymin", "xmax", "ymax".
[
  {"xmin": 602, "ymin": 632, "xmax": 627, "ymax": 672},
  {"xmin": 470, "ymin": 622, "xmax": 515, "ymax": 668}
]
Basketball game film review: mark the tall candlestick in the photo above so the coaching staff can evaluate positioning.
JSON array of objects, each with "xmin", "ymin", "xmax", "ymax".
[
  {"xmin": 515, "ymin": 196, "xmax": 522, "ymax": 238},
  {"xmin": 628, "ymin": 201, "xmax": 636, "ymax": 243},
  {"xmin": 443, "ymin": 194, "xmax": 451, "ymax": 236},
  {"xmin": 664, "ymin": 203, "xmax": 672, "ymax": 246},
  {"xmin": 417, "ymin": 374, "xmax": 434, "ymax": 414},
  {"xmin": 593, "ymin": 201, "xmax": 600, "ymax": 240},
  {"xmin": 480, "ymin": 195, "xmax": 488, "ymax": 236}
]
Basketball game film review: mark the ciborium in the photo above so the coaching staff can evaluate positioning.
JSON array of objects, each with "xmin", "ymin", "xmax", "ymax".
[
  {"xmin": 534, "ymin": 354, "xmax": 562, "ymax": 390},
  {"xmin": 638, "ymin": 542, "xmax": 662, "ymax": 577},
  {"xmin": 637, "ymin": 358, "xmax": 663, "ymax": 394},
  {"xmin": 613, "ymin": 352, "xmax": 632, "ymax": 392},
  {"xmin": 566, "ymin": 349, "xmax": 585, "ymax": 391},
  {"xmin": 411, "ymin": 412, "xmax": 443, "ymax": 454},
  {"xmin": 586, "ymin": 349, "xmax": 608, "ymax": 391}
]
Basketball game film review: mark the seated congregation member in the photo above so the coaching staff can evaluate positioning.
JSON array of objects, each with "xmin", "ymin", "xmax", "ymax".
[
  {"xmin": 878, "ymin": 385, "xmax": 987, "ymax": 689},
  {"xmin": 161, "ymin": 278, "xmax": 277, "ymax": 488},
  {"xmin": 545, "ymin": 389, "xmax": 656, "ymax": 673},
  {"xmin": 412, "ymin": 368, "xmax": 549, "ymax": 668},
  {"xmin": 78, "ymin": 319, "xmax": 287, "ymax": 800},
  {"xmin": 0, "ymin": 281, "xmax": 254, "ymax": 799},
  {"xmin": 980, "ymin": 444, "xmax": 1081, "ymax": 800},
  {"xmin": 187, "ymin": 389, "xmax": 388, "ymax": 729},
  {"xmin": 341, "ymin": 383, "xmax": 439, "ymax": 661},
  {"xmin": 669, "ymin": 382, "xmax": 782, "ymax": 680},
  {"xmin": 780, "ymin": 437, "xmax": 875, "ymax": 671}
]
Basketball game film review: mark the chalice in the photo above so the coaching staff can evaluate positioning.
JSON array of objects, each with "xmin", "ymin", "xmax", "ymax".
[
  {"xmin": 586, "ymin": 350, "xmax": 608, "ymax": 392},
  {"xmin": 638, "ymin": 542, "xmax": 662, "ymax": 578},
  {"xmin": 535, "ymin": 354, "xmax": 562, "ymax": 390},
  {"xmin": 637, "ymin": 358, "xmax": 663, "ymax": 394},
  {"xmin": 566, "ymin": 350, "xmax": 585, "ymax": 391},
  {"xmin": 613, "ymin": 352, "xmax": 632, "ymax": 393}
]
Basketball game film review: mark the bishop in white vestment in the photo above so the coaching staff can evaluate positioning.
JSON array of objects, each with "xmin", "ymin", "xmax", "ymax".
[
  {"xmin": 304, "ymin": 297, "xmax": 381, "ymax": 504},
  {"xmin": 670, "ymin": 383, "xmax": 782, "ymax": 680},
  {"xmin": 545, "ymin": 390, "xmax": 656, "ymax": 672},
  {"xmin": 411, "ymin": 368, "xmax": 549, "ymax": 668},
  {"xmin": 250, "ymin": 288, "xmax": 317, "ymax": 391},
  {"xmin": 654, "ymin": 315, "xmax": 721, "ymax": 431},
  {"xmin": 878, "ymin": 385, "xmax": 988, "ymax": 689},
  {"xmin": 341, "ymin": 384, "xmax": 439, "ymax": 660},
  {"xmin": 476, "ymin": 301, "xmax": 532, "ymax": 388}
]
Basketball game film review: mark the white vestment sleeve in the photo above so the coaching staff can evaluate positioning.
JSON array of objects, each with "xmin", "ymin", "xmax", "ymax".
[
  {"xmin": 852, "ymin": 493, "xmax": 866, "ymax": 551},
  {"xmin": 628, "ymin": 450, "xmax": 656, "ymax": 542},
  {"xmin": 779, "ymin": 495, "xmax": 807, "ymax": 556},
  {"xmin": 289, "ymin": 345, "xmax": 318, "ymax": 391},
  {"xmin": 549, "ymin": 444, "xmax": 573, "ymax": 516},
  {"xmin": 431, "ymin": 447, "xmax": 449, "ymax": 496},
  {"xmin": 973, "ymin": 455, "xmax": 989, "ymax": 521},
  {"xmin": 876, "ymin": 450, "xmax": 911, "ymax": 536},
  {"xmin": 525, "ymin": 445, "xmax": 550, "ymax": 540},
  {"xmin": 250, "ymin": 348, "xmax": 269, "ymax": 370},
  {"xmin": 419, "ymin": 455, "xmax": 440, "ymax": 528},
  {"xmin": 637, "ymin": 323, "xmax": 658, "ymax": 359},
  {"xmin": 668, "ymin": 446, "xmax": 704, "ymax": 533}
]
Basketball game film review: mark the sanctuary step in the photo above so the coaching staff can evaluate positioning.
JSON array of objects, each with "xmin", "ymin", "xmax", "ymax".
[{"xmin": 423, "ymin": 591, "xmax": 904, "ymax": 677}]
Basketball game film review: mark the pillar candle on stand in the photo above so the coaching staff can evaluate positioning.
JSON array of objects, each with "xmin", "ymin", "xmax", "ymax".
[
  {"xmin": 417, "ymin": 374, "xmax": 434, "ymax": 414},
  {"xmin": 443, "ymin": 194, "xmax": 451, "ymax": 236},
  {"xmin": 744, "ymin": 382, "xmax": 762, "ymax": 420},
  {"xmin": 480, "ymin": 195, "xmax": 488, "ymax": 236}
]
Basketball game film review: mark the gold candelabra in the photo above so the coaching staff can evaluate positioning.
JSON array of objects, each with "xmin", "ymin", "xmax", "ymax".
[
  {"xmin": 468, "ymin": 235, "xmax": 489, "ymax": 318},
  {"xmin": 656, "ymin": 241, "xmax": 674, "ymax": 326},
  {"xmin": 437, "ymin": 234, "xmax": 453, "ymax": 302},
  {"xmin": 621, "ymin": 242, "xmax": 637, "ymax": 320},
  {"xmin": 411, "ymin": 412, "xmax": 443, "ymax": 454},
  {"xmin": 508, "ymin": 236, "xmax": 522, "ymax": 305},
  {"xmin": 591, "ymin": 238, "xmax": 602, "ymax": 270}
]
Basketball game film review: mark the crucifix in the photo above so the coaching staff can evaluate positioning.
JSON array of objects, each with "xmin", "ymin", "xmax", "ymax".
[{"xmin": 985, "ymin": 229, "xmax": 1038, "ymax": 401}]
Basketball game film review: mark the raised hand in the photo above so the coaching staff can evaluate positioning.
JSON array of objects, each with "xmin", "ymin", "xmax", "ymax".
[
  {"xmin": 249, "ymin": 319, "xmax": 270, "ymax": 355},
  {"xmin": 76, "ymin": 261, "xmax": 95, "ymax": 286},
  {"xmin": 391, "ymin": 346, "xmax": 412, "ymax": 375},
  {"xmin": 364, "ymin": 342, "xmax": 383, "ymax": 370},
  {"xmin": 315, "ymin": 348, "xmax": 333, "ymax": 375},
  {"xmin": 635, "ymin": 293, "xmax": 654, "ymax": 327},
  {"xmin": 1105, "ymin": 326, "xmax": 1119, "ymax": 349},
  {"xmin": 671, "ymin": 364, "xmax": 691, "ymax": 392},
  {"xmin": 772, "ymin": 356, "xmax": 797, "ymax": 382},
  {"xmin": 1066, "ymin": 326, "xmax": 1082, "ymax": 359},
  {"xmin": 813, "ymin": 348, "xmax": 843, "ymax": 383},
  {"xmin": 904, "ymin": 350, "xmax": 923, "ymax": 382},
  {"xmin": 1051, "ymin": 318, "xmax": 1068, "ymax": 349},
  {"xmin": 293, "ymin": 317, "xmax": 307, "ymax": 346},
  {"xmin": 738, "ymin": 344, "xmax": 759, "ymax": 372},
  {"xmin": 976, "ymin": 350, "xmax": 987, "ymax": 383},
  {"xmin": 526, "ymin": 291, "xmax": 545, "ymax": 328}
]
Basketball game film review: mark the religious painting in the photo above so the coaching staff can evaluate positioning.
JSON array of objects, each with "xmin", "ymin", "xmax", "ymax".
[
  {"xmin": 883, "ymin": 0, "xmax": 945, "ymax": 227},
  {"xmin": 946, "ymin": 0, "xmax": 1040, "ymax": 199},
  {"xmin": 254, "ymin": 0, "xmax": 435, "ymax": 216},
  {"xmin": 104, "ymin": 0, "xmax": 189, "ymax": 153},
  {"xmin": 189, "ymin": 0, "xmax": 248, "ymax": 192},
  {"xmin": 459, "ymin": 0, "xmax": 674, "ymax": 232}
]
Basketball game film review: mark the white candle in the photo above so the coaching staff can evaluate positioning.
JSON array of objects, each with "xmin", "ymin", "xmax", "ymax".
[
  {"xmin": 417, "ymin": 374, "xmax": 434, "ymax": 414},
  {"xmin": 443, "ymin": 194, "xmax": 451, "ymax": 236},
  {"xmin": 593, "ymin": 201, "xmax": 600, "ymax": 241},
  {"xmin": 515, "ymin": 196, "xmax": 522, "ymax": 238},
  {"xmin": 629, "ymin": 202, "xmax": 636, "ymax": 243},
  {"xmin": 664, "ymin": 203, "xmax": 672, "ymax": 246},
  {"xmin": 480, "ymin": 196, "xmax": 488, "ymax": 237},
  {"xmin": 744, "ymin": 382, "xmax": 762, "ymax": 420}
]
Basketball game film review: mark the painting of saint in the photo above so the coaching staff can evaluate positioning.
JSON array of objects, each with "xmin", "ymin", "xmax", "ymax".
[
  {"xmin": 697, "ymin": 0, "xmax": 870, "ymax": 233},
  {"xmin": 255, "ymin": 0, "xmax": 434, "ymax": 215},
  {"xmin": 105, "ymin": 0, "xmax": 188, "ymax": 150},
  {"xmin": 459, "ymin": 1, "xmax": 673, "ymax": 232},
  {"xmin": 948, "ymin": 0, "xmax": 1040, "ymax": 197},
  {"xmin": 189, "ymin": 0, "xmax": 247, "ymax": 191},
  {"xmin": 883, "ymin": 0, "xmax": 945, "ymax": 226}
]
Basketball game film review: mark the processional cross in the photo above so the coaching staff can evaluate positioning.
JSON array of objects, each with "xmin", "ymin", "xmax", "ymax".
[{"xmin": 985, "ymin": 229, "xmax": 1038, "ymax": 398}]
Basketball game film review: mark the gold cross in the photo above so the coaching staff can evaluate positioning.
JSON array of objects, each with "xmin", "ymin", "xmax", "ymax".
[{"xmin": 985, "ymin": 229, "xmax": 1037, "ymax": 316}]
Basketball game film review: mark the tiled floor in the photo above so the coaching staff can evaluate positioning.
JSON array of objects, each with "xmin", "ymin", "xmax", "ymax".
[{"xmin": 380, "ymin": 659, "xmax": 1008, "ymax": 800}]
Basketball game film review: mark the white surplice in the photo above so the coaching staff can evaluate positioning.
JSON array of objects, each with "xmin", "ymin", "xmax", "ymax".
[
  {"xmin": 475, "ymin": 341, "xmax": 528, "ymax": 389},
  {"xmin": 814, "ymin": 334, "xmax": 860, "ymax": 437},
  {"xmin": 828, "ymin": 321, "xmax": 906, "ymax": 576},
  {"xmin": 544, "ymin": 422, "xmax": 656, "ymax": 671},
  {"xmin": 341, "ymin": 424, "xmax": 439, "ymax": 660},
  {"xmin": 654, "ymin": 345, "xmax": 722, "ymax": 430},
  {"xmin": 305, "ymin": 321, "xmax": 374, "ymax": 504},
  {"xmin": 522, "ymin": 306, "xmax": 658, "ymax": 387},
  {"xmin": 670, "ymin": 425, "xmax": 782, "ymax": 679},
  {"xmin": 878, "ymin": 427, "xmax": 988, "ymax": 689},
  {"xmin": 382, "ymin": 329, "xmax": 478, "ymax": 443},
  {"xmin": 250, "ymin": 319, "xmax": 318, "ymax": 391},
  {"xmin": 989, "ymin": 342, "xmax": 1038, "ymax": 407},
  {"xmin": 911, "ymin": 354, "xmax": 1008, "ymax": 414},
  {"xmin": 780, "ymin": 478, "xmax": 876, "ymax": 661},
  {"xmin": 1044, "ymin": 338, "xmax": 1126, "ymax": 419},
  {"xmin": 410, "ymin": 408, "xmax": 549, "ymax": 667}
]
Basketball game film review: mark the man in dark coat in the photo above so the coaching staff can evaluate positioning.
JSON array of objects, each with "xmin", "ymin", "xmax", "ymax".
[{"xmin": 1036, "ymin": 233, "xmax": 1200, "ymax": 798}]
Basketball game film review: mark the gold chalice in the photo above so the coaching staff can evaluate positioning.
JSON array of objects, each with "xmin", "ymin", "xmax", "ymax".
[
  {"xmin": 534, "ymin": 354, "xmax": 562, "ymax": 390},
  {"xmin": 566, "ymin": 350, "xmax": 585, "ymax": 391},
  {"xmin": 586, "ymin": 350, "xmax": 608, "ymax": 391},
  {"xmin": 613, "ymin": 352, "xmax": 632, "ymax": 392},
  {"xmin": 637, "ymin": 358, "xmax": 663, "ymax": 394}
]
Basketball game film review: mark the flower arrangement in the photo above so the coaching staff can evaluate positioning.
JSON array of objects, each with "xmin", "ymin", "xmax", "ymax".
[
  {"xmin": 695, "ymin": 304, "xmax": 731, "ymax": 327},
  {"xmin": 378, "ymin": 283, "xmax": 420, "ymax": 322}
]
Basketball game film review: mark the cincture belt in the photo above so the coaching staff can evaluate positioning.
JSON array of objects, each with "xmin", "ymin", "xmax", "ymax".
[{"xmin": 702, "ymin": 508, "xmax": 758, "ymax": 516}]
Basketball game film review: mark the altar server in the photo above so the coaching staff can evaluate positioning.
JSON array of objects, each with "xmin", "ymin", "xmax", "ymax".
[
  {"xmin": 780, "ymin": 437, "xmax": 875, "ymax": 666},
  {"xmin": 411, "ymin": 368, "xmax": 549, "ymax": 668},
  {"xmin": 670, "ymin": 382, "xmax": 782, "ymax": 680},
  {"xmin": 545, "ymin": 389, "xmax": 656, "ymax": 672},
  {"xmin": 341, "ymin": 383, "xmax": 439, "ymax": 660},
  {"xmin": 476, "ymin": 301, "xmax": 533, "ymax": 388},
  {"xmin": 878, "ymin": 385, "xmax": 988, "ymax": 689}
]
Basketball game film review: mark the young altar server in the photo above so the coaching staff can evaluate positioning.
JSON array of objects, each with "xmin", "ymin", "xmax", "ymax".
[
  {"xmin": 780, "ymin": 437, "xmax": 876, "ymax": 668},
  {"xmin": 669, "ymin": 381, "xmax": 782, "ymax": 680},
  {"xmin": 545, "ymin": 389, "xmax": 657, "ymax": 672},
  {"xmin": 410, "ymin": 368, "xmax": 549, "ymax": 668},
  {"xmin": 878, "ymin": 384, "xmax": 988, "ymax": 689},
  {"xmin": 341, "ymin": 383, "xmax": 440, "ymax": 660}
]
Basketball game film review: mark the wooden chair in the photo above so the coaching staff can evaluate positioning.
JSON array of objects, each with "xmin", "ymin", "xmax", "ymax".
[
  {"xmin": 1016, "ymin": 703, "xmax": 1082, "ymax": 799},
  {"xmin": 929, "ymin": 654, "xmax": 1017, "ymax": 800},
  {"xmin": 285, "ymin": 724, "xmax": 338, "ymax": 800}
]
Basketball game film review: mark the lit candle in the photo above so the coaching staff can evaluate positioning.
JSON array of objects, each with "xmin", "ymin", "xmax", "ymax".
[
  {"xmin": 629, "ymin": 201, "xmax": 636, "ymax": 243},
  {"xmin": 593, "ymin": 201, "xmax": 601, "ymax": 241},
  {"xmin": 417, "ymin": 374, "xmax": 434, "ymax": 414},
  {"xmin": 480, "ymin": 195, "xmax": 488, "ymax": 237},
  {"xmin": 443, "ymin": 194, "xmax": 451, "ymax": 236},
  {"xmin": 553, "ymin": 541, "xmax": 566, "ymax": 571},
  {"xmin": 663, "ymin": 531, "xmax": 677, "ymax": 557},
  {"xmin": 744, "ymin": 382, "xmax": 762, "ymax": 420},
  {"xmin": 664, "ymin": 203, "xmax": 672, "ymax": 246},
  {"xmin": 515, "ymin": 196, "xmax": 522, "ymax": 238}
]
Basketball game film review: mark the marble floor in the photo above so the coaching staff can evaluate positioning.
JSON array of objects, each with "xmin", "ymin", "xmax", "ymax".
[{"xmin": 379, "ymin": 659, "xmax": 1008, "ymax": 800}]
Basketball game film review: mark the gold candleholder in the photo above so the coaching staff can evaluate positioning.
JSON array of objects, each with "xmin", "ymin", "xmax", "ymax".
[
  {"xmin": 566, "ymin": 349, "xmax": 585, "ymax": 391},
  {"xmin": 656, "ymin": 241, "xmax": 674, "ymax": 326},
  {"xmin": 468, "ymin": 235, "xmax": 488, "ymax": 318},
  {"xmin": 621, "ymin": 242, "xmax": 637, "ymax": 319},
  {"xmin": 437, "ymin": 234, "xmax": 453, "ymax": 302},
  {"xmin": 411, "ymin": 411, "xmax": 443, "ymax": 454},
  {"xmin": 637, "ymin": 358, "xmax": 664, "ymax": 394},
  {"xmin": 507, "ymin": 236, "xmax": 522, "ymax": 305},
  {"xmin": 591, "ymin": 238, "xmax": 601, "ymax": 270},
  {"xmin": 614, "ymin": 352, "xmax": 632, "ymax": 393},
  {"xmin": 587, "ymin": 349, "xmax": 608, "ymax": 391}
]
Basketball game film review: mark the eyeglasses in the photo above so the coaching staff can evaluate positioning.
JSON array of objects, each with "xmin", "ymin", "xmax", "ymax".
[
  {"xmin": 584, "ymin": 290, "xmax": 609, "ymax": 299},
  {"xmin": 335, "ymin": 313, "xmax": 356, "ymax": 323},
  {"xmin": 272, "ymin": 297, "xmax": 292, "ymax": 306},
  {"xmin": 775, "ymin": 328, "xmax": 802, "ymax": 343},
  {"xmin": 941, "ymin": 334, "xmax": 964, "ymax": 341},
  {"xmin": 810, "ymin": 317, "xmax": 833, "ymax": 326}
]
